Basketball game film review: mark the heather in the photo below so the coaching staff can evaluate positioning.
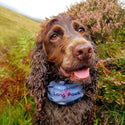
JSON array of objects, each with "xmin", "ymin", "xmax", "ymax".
[
  {"xmin": 0, "ymin": 1, "xmax": 125, "ymax": 125},
  {"xmin": 68, "ymin": 0, "xmax": 125, "ymax": 43}
]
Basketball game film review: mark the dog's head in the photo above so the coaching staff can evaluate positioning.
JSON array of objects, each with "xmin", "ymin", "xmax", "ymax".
[{"xmin": 36, "ymin": 13, "xmax": 95, "ymax": 82}]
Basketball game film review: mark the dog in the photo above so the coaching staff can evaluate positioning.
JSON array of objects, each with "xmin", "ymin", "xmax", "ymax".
[{"xmin": 26, "ymin": 13, "xmax": 98, "ymax": 125}]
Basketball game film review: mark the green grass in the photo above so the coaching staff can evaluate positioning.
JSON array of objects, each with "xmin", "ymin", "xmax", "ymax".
[
  {"xmin": 97, "ymin": 29, "xmax": 125, "ymax": 59},
  {"xmin": 0, "ymin": 6, "xmax": 40, "ymax": 47},
  {"xmin": 0, "ymin": 94, "xmax": 35, "ymax": 125}
]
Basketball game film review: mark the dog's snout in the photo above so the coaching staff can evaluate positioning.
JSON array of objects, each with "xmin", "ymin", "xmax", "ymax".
[{"xmin": 73, "ymin": 43, "xmax": 93, "ymax": 60}]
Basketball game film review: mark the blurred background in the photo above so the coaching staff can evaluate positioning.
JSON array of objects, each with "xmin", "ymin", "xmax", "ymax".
[
  {"xmin": 0, "ymin": 0, "xmax": 82, "ymax": 21},
  {"xmin": 0, "ymin": 0, "xmax": 125, "ymax": 125}
]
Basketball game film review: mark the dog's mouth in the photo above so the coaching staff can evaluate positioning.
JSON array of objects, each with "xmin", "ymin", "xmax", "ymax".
[{"xmin": 60, "ymin": 67, "xmax": 90, "ymax": 81}]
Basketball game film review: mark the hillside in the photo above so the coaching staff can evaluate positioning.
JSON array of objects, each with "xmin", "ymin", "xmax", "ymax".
[{"xmin": 0, "ymin": 6, "xmax": 40, "ymax": 45}]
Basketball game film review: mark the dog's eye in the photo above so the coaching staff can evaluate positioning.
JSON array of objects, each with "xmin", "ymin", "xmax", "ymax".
[
  {"xmin": 78, "ymin": 27, "xmax": 85, "ymax": 34},
  {"xmin": 50, "ymin": 34, "xmax": 57, "ymax": 40},
  {"xmin": 73, "ymin": 21, "xmax": 85, "ymax": 34},
  {"xmin": 50, "ymin": 34, "xmax": 59, "ymax": 42}
]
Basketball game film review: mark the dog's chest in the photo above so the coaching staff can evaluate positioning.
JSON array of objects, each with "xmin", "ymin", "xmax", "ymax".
[{"xmin": 43, "ymin": 98, "xmax": 93, "ymax": 125}]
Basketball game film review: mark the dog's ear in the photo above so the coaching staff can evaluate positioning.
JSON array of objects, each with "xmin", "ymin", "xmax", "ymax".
[
  {"xmin": 35, "ymin": 18, "xmax": 52, "ymax": 55},
  {"xmin": 26, "ymin": 19, "xmax": 51, "ymax": 107},
  {"xmin": 26, "ymin": 42, "xmax": 48, "ymax": 103}
]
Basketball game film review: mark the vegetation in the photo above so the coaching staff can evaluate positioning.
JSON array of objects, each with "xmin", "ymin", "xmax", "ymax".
[
  {"xmin": 0, "ymin": 6, "xmax": 39, "ymax": 50},
  {"xmin": 0, "ymin": 0, "xmax": 125, "ymax": 124},
  {"xmin": 0, "ymin": 6, "xmax": 39, "ymax": 124}
]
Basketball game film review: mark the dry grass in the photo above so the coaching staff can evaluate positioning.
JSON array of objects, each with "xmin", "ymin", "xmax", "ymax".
[{"xmin": 0, "ymin": 6, "xmax": 40, "ymax": 45}]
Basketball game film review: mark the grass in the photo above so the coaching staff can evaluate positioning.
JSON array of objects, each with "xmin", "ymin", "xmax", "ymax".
[
  {"xmin": 0, "ymin": 6, "xmax": 40, "ymax": 47},
  {"xmin": 0, "ymin": 6, "xmax": 40, "ymax": 80},
  {"xmin": 0, "ymin": 31, "xmax": 36, "ymax": 124},
  {"xmin": 0, "ymin": 95, "xmax": 35, "ymax": 125},
  {"xmin": 0, "ymin": 4, "xmax": 125, "ymax": 125},
  {"xmin": 97, "ymin": 30, "xmax": 125, "ymax": 59},
  {"xmin": 0, "ymin": 32, "xmax": 36, "ymax": 124}
]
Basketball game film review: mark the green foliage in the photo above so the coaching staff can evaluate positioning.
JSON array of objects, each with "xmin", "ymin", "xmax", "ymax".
[
  {"xmin": 97, "ymin": 58, "xmax": 125, "ymax": 124},
  {"xmin": 97, "ymin": 40, "xmax": 122, "ymax": 59},
  {"xmin": 0, "ymin": 32, "xmax": 36, "ymax": 125},
  {"xmin": 0, "ymin": 94, "xmax": 35, "ymax": 125},
  {"xmin": 0, "ymin": 31, "xmax": 35, "ymax": 79},
  {"xmin": 8, "ymin": 31, "xmax": 35, "ymax": 74},
  {"xmin": 98, "ymin": 70, "xmax": 125, "ymax": 105}
]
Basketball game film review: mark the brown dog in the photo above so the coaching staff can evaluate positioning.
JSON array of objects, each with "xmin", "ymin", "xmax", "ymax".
[{"xmin": 26, "ymin": 13, "xmax": 98, "ymax": 125}]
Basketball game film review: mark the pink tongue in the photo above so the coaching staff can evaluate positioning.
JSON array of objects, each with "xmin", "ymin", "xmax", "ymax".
[{"xmin": 74, "ymin": 68, "xmax": 89, "ymax": 79}]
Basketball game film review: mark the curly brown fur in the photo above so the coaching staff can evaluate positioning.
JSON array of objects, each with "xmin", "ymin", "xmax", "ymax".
[{"xmin": 26, "ymin": 13, "xmax": 98, "ymax": 125}]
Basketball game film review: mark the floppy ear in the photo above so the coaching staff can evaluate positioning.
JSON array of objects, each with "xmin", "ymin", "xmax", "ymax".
[
  {"xmin": 26, "ymin": 42, "xmax": 48, "ymax": 103},
  {"xmin": 26, "ymin": 19, "xmax": 50, "ymax": 107}
]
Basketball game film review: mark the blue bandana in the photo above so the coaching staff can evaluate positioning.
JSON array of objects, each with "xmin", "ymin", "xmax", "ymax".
[{"xmin": 47, "ymin": 81, "xmax": 85, "ymax": 105}]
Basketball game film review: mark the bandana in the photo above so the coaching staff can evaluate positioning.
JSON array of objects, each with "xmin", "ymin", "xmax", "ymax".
[{"xmin": 47, "ymin": 81, "xmax": 85, "ymax": 105}]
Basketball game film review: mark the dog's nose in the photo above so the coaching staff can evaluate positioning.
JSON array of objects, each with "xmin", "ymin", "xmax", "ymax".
[{"xmin": 73, "ymin": 43, "xmax": 93, "ymax": 60}]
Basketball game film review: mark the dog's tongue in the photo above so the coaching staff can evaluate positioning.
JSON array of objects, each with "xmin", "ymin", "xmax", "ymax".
[{"xmin": 73, "ymin": 68, "xmax": 89, "ymax": 79}]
